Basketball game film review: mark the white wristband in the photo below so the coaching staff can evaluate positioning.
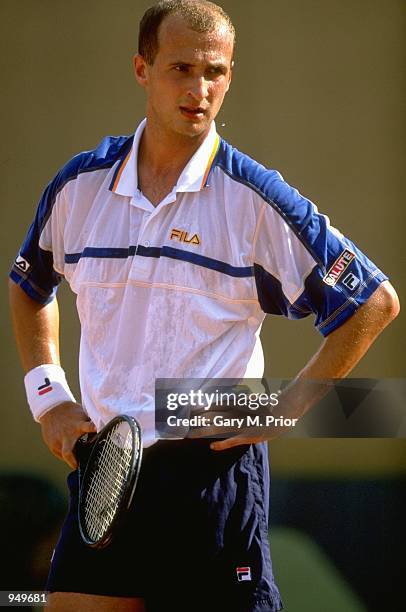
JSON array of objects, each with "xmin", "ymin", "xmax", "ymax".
[{"xmin": 24, "ymin": 364, "xmax": 76, "ymax": 422}]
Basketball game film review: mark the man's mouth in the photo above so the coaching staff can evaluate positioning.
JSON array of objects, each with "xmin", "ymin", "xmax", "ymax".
[{"xmin": 179, "ymin": 106, "xmax": 206, "ymax": 119}]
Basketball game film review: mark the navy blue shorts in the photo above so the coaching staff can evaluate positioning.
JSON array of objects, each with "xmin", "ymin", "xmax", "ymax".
[{"xmin": 46, "ymin": 439, "xmax": 283, "ymax": 612}]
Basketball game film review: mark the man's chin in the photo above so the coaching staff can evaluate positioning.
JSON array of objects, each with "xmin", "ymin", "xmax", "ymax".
[{"xmin": 176, "ymin": 120, "xmax": 211, "ymax": 139}]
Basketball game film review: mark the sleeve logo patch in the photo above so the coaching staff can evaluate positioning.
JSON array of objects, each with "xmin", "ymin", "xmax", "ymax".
[
  {"xmin": 342, "ymin": 272, "xmax": 361, "ymax": 291},
  {"xmin": 323, "ymin": 249, "xmax": 355, "ymax": 286},
  {"xmin": 14, "ymin": 253, "xmax": 31, "ymax": 273}
]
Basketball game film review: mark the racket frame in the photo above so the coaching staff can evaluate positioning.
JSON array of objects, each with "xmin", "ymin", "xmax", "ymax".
[{"xmin": 76, "ymin": 415, "xmax": 143, "ymax": 549}]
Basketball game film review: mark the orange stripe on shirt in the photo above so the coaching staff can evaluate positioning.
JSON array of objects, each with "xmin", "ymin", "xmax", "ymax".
[
  {"xmin": 111, "ymin": 148, "xmax": 132, "ymax": 193},
  {"xmin": 200, "ymin": 134, "xmax": 220, "ymax": 190}
]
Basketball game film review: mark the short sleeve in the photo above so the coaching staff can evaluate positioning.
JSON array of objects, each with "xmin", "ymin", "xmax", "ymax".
[
  {"xmin": 253, "ymin": 174, "xmax": 388, "ymax": 336},
  {"xmin": 9, "ymin": 171, "xmax": 67, "ymax": 304}
]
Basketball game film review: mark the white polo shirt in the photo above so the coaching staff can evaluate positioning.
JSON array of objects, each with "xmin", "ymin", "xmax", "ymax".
[{"xmin": 11, "ymin": 119, "xmax": 387, "ymax": 444}]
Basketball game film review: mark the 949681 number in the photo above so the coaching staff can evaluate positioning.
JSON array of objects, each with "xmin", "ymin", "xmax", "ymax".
[{"xmin": 1, "ymin": 592, "xmax": 48, "ymax": 606}]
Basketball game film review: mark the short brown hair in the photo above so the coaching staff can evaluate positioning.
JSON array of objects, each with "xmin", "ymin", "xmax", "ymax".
[{"xmin": 138, "ymin": 0, "xmax": 235, "ymax": 65}]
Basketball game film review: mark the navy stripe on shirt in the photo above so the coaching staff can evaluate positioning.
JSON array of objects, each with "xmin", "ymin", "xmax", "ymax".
[{"xmin": 65, "ymin": 245, "xmax": 254, "ymax": 278}]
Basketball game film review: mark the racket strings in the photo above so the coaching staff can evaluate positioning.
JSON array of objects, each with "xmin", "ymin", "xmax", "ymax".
[
  {"xmin": 85, "ymin": 432, "xmax": 131, "ymax": 538},
  {"xmin": 83, "ymin": 423, "xmax": 134, "ymax": 541}
]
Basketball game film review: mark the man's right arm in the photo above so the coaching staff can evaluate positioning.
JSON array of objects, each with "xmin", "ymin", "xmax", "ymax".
[{"xmin": 9, "ymin": 280, "xmax": 96, "ymax": 468}]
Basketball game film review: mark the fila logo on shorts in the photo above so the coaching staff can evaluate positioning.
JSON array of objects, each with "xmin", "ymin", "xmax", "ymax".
[{"xmin": 236, "ymin": 566, "xmax": 252, "ymax": 581}]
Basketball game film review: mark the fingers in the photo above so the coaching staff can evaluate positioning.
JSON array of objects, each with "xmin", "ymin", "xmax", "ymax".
[
  {"xmin": 210, "ymin": 435, "xmax": 267, "ymax": 451},
  {"xmin": 48, "ymin": 434, "xmax": 79, "ymax": 469},
  {"xmin": 81, "ymin": 420, "xmax": 97, "ymax": 433},
  {"xmin": 64, "ymin": 419, "xmax": 96, "ymax": 468},
  {"xmin": 39, "ymin": 401, "xmax": 97, "ymax": 468},
  {"xmin": 62, "ymin": 445, "xmax": 78, "ymax": 470}
]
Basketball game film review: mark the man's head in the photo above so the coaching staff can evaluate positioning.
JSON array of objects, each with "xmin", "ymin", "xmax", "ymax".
[
  {"xmin": 134, "ymin": 0, "xmax": 235, "ymax": 141},
  {"xmin": 138, "ymin": 0, "xmax": 235, "ymax": 66}
]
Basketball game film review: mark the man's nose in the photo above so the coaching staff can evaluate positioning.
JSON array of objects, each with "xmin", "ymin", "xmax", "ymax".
[{"xmin": 187, "ymin": 76, "xmax": 209, "ymax": 101}]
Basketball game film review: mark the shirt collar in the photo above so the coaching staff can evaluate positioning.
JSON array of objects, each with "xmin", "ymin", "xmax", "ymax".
[{"xmin": 110, "ymin": 118, "xmax": 220, "ymax": 197}]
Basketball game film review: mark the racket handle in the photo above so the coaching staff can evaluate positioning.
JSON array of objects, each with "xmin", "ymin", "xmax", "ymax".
[{"xmin": 74, "ymin": 432, "xmax": 95, "ymax": 463}]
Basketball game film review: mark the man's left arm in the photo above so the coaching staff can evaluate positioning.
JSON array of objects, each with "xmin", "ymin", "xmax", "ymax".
[{"xmin": 211, "ymin": 280, "xmax": 400, "ymax": 450}]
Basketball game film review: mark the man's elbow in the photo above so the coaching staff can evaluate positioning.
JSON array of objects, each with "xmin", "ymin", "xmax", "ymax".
[{"xmin": 375, "ymin": 281, "xmax": 400, "ymax": 324}]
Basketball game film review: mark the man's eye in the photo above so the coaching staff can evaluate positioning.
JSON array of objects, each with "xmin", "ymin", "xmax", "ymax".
[
  {"xmin": 174, "ymin": 65, "xmax": 189, "ymax": 72},
  {"xmin": 207, "ymin": 67, "xmax": 224, "ymax": 78}
]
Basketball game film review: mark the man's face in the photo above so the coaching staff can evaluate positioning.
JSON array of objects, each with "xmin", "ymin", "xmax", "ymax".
[{"xmin": 135, "ymin": 13, "xmax": 234, "ymax": 141}]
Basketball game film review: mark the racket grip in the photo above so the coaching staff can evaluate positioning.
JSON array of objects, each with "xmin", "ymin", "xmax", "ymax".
[{"xmin": 74, "ymin": 433, "xmax": 95, "ymax": 464}]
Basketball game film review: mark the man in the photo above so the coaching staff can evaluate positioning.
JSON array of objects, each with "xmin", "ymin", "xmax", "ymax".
[{"xmin": 8, "ymin": 1, "xmax": 399, "ymax": 611}]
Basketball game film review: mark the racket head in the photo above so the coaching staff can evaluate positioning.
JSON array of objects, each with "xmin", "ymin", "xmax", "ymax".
[{"xmin": 77, "ymin": 415, "xmax": 142, "ymax": 549}]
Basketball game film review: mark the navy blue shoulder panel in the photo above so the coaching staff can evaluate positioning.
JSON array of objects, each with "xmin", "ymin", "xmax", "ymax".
[
  {"xmin": 214, "ymin": 139, "xmax": 387, "ymax": 336},
  {"xmin": 215, "ymin": 139, "xmax": 327, "ymax": 270},
  {"xmin": 9, "ymin": 135, "xmax": 133, "ymax": 304},
  {"xmin": 30, "ymin": 134, "xmax": 133, "ymax": 240},
  {"xmin": 54, "ymin": 134, "xmax": 133, "ymax": 197}
]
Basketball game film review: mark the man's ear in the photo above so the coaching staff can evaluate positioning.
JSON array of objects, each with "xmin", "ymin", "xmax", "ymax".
[
  {"xmin": 133, "ymin": 54, "xmax": 149, "ymax": 88},
  {"xmin": 226, "ymin": 59, "xmax": 234, "ymax": 92}
]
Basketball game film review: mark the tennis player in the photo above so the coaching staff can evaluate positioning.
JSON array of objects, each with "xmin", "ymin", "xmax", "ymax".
[{"xmin": 9, "ymin": 1, "xmax": 399, "ymax": 611}]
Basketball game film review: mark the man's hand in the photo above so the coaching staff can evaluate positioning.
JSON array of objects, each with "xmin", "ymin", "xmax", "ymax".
[
  {"xmin": 210, "ymin": 434, "xmax": 268, "ymax": 451},
  {"xmin": 39, "ymin": 402, "xmax": 96, "ymax": 469},
  {"xmin": 209, "ymin": 399, "xmax": 302, "ymax": 451}
]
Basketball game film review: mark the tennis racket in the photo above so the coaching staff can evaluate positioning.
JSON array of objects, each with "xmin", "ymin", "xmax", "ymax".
[{"xmin": 74, "ymin": 415, "xmax": 143, "ymax": 549}]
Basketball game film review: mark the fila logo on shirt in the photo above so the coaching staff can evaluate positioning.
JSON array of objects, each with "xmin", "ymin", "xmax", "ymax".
[
  {"xmin": 236, "ymin": 567, "xmax": 252, "ymax": 582},
  {"xmin": 323, "ymin": 249, "xmax": 355, "ymax": 287},
  {"xmin": 37, "ymin": 377, "xmax": 53, "ymax": 396},
  {"xmin": 170, "ymin": 228, "xmax": 200, "ymax": 245},
  {"xmin": 14, "ymin": 253, "xmax": 31, "ymax": 273}
]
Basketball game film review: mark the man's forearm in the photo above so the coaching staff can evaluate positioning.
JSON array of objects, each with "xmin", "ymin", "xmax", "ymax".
[
  {"xmin": 9, "ymin": 280, "xmax": 96, "ymax": 467},
  {"xmin": 8, "ymin": 280, "xmax": 60, "ymax": 373},
  {"xmin": 211, "ymin": 280, "xmax": 400, "ymax": 450},
  {"xmin": 283, "ymin": 279, "xmax": 400, "ymax": 412},
  {"xmin": 299, "ymin": 280, "xmax": 400, "ymax": 380}
]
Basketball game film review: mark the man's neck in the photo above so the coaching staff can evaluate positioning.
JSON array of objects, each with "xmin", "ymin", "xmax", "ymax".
[
  {"xmin": 138, "ymin": 120, "xmax": 209, "ymax": 176},
  {"xmin": 136, "ymin": 119, "xmax": 211, "ymax": 206}
]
